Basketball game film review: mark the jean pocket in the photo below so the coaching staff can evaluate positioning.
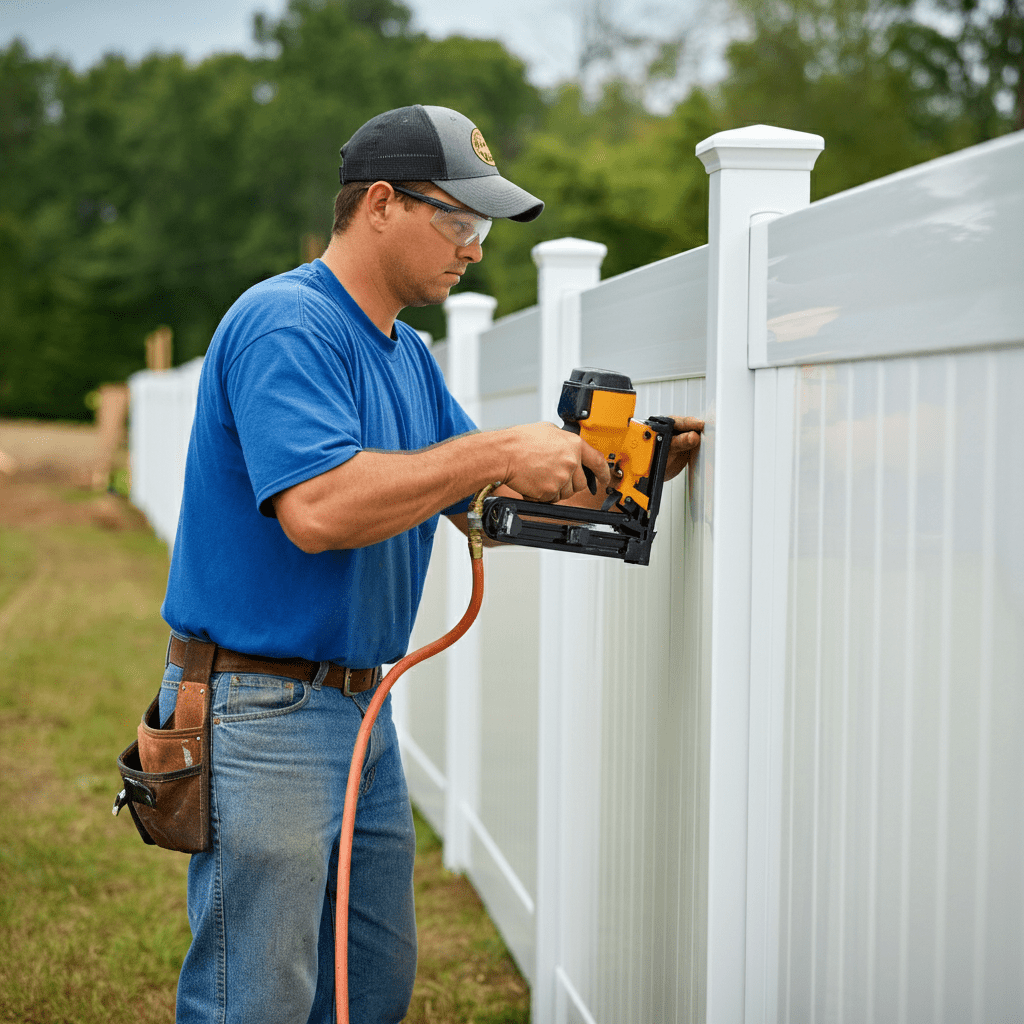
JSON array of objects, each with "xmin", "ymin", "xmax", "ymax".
[{"xmin": 218, "ymin": 673, "xmax": 310, "ymax": 722}]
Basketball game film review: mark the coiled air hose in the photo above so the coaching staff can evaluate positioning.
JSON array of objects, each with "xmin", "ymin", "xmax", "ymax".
[{"xmin": 334, "ymin": 483, "xmax": 496, "ymax": 1024}]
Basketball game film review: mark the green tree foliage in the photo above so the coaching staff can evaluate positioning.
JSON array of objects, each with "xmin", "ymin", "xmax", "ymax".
[
  {"xmin": 0, "ymin": 0, "xmax": 543, "ymax": 417},
  {"xmin": 887, "ymin": 0, "xmax": 1023, "ymax": 138},
  {"xmin": 1, "ymin": 0, "xmax": 1019, "ymax": 418}
]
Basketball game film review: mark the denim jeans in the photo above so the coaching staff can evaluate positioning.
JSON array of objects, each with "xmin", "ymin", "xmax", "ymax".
[{"xmin": 159, "ymin": 653, "xmax": 417, "ymax": 1024}]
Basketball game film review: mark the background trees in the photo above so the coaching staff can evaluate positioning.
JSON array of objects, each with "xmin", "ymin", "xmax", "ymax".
[{"xmin": 1, "ymin": 0, "xmax": 1019, "ymax": 419}]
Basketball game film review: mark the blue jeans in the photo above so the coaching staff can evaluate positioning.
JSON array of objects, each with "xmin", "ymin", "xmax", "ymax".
[{"xmin": 159, "ymin": 655, "xmax": 417, "ymax": 1024}]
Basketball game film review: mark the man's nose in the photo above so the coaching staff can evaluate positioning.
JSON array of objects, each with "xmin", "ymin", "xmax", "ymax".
[{"xmin": 459, "ymin": 237, "xmax": 483, "ymax": 263}]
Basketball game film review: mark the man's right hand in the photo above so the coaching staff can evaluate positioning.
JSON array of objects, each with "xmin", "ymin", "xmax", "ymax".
[{"xmin": 500, "ymin": 422, "xmax": 611, "ymax": 503}]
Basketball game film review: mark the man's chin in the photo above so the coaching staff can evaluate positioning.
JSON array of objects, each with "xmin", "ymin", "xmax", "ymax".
[{"xmin": 403, "ymin": 285, "xmax": 455, "ymax": 309}]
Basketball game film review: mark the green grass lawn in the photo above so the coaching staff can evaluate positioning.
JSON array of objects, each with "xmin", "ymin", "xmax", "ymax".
[{"xmin": 0, "ymin": 491, "xmax": 528, "ymax": 1023}]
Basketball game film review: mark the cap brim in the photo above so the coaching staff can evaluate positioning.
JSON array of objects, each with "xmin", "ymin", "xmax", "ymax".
[{"xmin": 434, "ymin": 174, "xmax": 544, "ymax": 222}]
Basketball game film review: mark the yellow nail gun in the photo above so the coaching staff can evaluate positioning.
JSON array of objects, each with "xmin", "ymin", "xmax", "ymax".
[{"xmin": 481, "ymin": 368, "xmax": 675, "ymax": 565}]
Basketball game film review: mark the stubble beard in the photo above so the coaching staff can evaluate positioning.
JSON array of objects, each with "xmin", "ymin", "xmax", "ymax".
[{"xmin": 381, "ymin": 246, "xmax": 465, "ymax": 310}]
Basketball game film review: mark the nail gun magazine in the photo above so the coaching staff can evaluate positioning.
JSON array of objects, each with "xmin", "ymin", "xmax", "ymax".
[{"xmin": 481, "ymin": 367, "xmax": 675, "ymax": 566}]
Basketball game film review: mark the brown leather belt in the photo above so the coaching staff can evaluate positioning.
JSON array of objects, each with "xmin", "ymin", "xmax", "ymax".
[{"xmin": 168, "ymin": 635, "xmax": 380, "ymax": 697}]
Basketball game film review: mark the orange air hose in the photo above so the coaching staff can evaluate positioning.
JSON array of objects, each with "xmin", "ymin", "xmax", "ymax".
[{"xmin": 335, "ymin": 484, "xmax": 496, "ymax": 1024}]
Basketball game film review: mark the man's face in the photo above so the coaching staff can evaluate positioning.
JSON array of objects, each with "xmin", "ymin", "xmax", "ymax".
[{"xmin": 380, "ymin": 184, "xmax": 485, "ymax": 309}]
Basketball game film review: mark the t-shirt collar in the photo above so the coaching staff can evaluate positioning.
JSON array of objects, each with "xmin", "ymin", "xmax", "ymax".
[{"xmin": 308, "ymin": 258, "xmax": 400, "ymax": 353}]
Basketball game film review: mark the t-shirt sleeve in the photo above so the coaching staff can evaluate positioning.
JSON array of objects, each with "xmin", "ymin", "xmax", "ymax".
[{"xmin": 225, "ymin": 328, "xmax": 362, "ymax": 516}]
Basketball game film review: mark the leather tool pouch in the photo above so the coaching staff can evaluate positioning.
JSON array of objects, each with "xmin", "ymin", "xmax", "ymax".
[{"xmin": 114, "ymin": 641, "xmax": 215, "ymax": 853}]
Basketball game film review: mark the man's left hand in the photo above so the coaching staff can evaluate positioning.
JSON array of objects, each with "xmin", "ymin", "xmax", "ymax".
[{"xmin": 662, "ymin": 416, "xmax": 704, "ymax": 482}]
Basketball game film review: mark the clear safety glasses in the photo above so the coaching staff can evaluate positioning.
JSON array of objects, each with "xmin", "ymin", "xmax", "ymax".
[{"xmin": 391, "ymin": 185, "xmax": 492, "ymax": 248}]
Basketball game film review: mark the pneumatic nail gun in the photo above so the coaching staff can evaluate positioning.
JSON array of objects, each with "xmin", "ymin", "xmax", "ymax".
[{"xmin": 481, "ymin": 368, "xmax": 675, "ymax": 566}]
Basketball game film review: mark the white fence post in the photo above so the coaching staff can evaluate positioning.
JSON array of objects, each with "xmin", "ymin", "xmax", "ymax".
[
  {"xmin": 695, "ymin": 125, "xmax": 823, "ymax": 1022},
  {"xmin": 530, "ymin": 238, "xmax": 607, "ymax": 1024},
  {"xmin": 441, "ymin": 292, "xmax": 496, "ymax": 871}
]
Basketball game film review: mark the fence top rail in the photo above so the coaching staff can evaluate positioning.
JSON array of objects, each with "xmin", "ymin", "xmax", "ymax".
[
  {"xmin": 581, "ymin": 245, "xmax": 708, "ymax": 384},
  {"xmin": 760, "ymin": 129, "xmax": 1024, "ymax": 367},
  {"xmin": 479, "ymin": 305, "xmax": 541, "ymax": 399}
]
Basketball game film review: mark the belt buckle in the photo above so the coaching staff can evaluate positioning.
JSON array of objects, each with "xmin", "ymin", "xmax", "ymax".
[{"xmin": 342, "ymin": 667, "xmax": 356, "ymax": 698}]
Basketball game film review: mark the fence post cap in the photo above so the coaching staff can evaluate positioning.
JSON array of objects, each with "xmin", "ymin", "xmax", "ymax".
[
  {"xmin": 443, "ymin": 292, "xmax": 498, "ymax": 314},
  {"xmin": 696, "ymin": 124, "xmax": 824, "ymax": 174},
  {"xmin": 531, "ymin": 237, "xmax": 608, "ymax": 268}
]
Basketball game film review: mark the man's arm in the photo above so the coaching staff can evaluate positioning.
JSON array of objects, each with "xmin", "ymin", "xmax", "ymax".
[{"xmin": 271, "ymin": 422, "xmax": 612, "ymax": 553}]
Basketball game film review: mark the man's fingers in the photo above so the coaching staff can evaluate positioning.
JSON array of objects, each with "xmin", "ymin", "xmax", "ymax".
[
  {"xmin": 670, "ymin": 415, "xmax": 705, "ymax": 436},
  {"xmin": 571, "ymin": 464, "xmax": 591, "ymax": 496},
  {"xmin": 580, "ymin": 439, "xmax": 611, "ymax": 490}
]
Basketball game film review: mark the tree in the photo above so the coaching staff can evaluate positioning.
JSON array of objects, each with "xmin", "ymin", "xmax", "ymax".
[{"xmin": 888, "ymin": 0, "xmax": 1023, "ymax": 137}]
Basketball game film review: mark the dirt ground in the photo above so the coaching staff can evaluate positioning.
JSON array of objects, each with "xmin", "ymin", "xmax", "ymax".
[{"xmin": 0, "ymin": 419, "xmax": 143, "ymax": 531}]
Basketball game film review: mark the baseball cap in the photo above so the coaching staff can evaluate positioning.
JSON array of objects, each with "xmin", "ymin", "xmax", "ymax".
[{"xmin": 339, "ymin": 105, "xmax": 544, "ymax": 223}]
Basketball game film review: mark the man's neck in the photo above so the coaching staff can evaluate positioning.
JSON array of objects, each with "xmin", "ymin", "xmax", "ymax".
[{"xmin": 320, "ymin": 235, "xmax": 399, "ymax": 337}]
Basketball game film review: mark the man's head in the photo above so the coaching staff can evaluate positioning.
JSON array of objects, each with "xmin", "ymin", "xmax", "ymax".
[
  {"xmin": 336, "ymin": 105, "xmax": 543, "ymax": 229},
  {"xmin": 324, "ymin": 106, "xmax": 543, "ymax": 324}
]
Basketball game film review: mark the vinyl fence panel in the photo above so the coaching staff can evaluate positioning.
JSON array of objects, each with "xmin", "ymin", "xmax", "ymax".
[
  {"xmin": 128, "ymin": 357, "xmax": 202, "ymax": 551},
  {"xmin": 756, "ymin": 131, "xmax": 1024, "ymax": 367},
  {"xmin": 771, "ymin": 338, "xmax": 1024, "ymax": 1024},
  {"xmin": 550, "ymin": 375, "xmax": 709, "ymax": 1024},
  {"xmin": 580, "ymin": 246, "xmax": 708, "ymax": 382},
  {"xmin": 467, "ymin": 322, "xmax": 545, "ymax": 974},
  {"xmin": 396, "ymin": 512, "xmax": 450, "ymax": 837}
]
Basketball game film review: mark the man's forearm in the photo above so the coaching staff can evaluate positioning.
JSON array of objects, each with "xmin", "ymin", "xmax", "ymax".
[{"xmin": 272, "ymin": 432, "xmax": 513, "ymax": 553}]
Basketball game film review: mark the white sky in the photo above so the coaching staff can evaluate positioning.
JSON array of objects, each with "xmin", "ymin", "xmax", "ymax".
[{"xmin": 0, "ymin": 0, "xmax": 729, "ymax": 99}]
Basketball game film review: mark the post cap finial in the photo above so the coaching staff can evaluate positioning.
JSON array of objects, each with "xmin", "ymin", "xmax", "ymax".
[
  {"xmin": 696, "ymin": 124, "xmax": 825, "ymax": 174},
  {"xmin": 531, "ymin": 237, "xmax": 608, "ymax": 269}
]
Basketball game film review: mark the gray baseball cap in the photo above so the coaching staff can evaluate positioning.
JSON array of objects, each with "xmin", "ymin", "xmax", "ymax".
[{"xmin": 339, "ymin": 104, "xmax": 544, "ymax": 222}]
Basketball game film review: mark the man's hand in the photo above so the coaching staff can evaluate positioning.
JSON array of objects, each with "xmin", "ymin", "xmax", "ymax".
[
  {"xmin": 501, "ymin": 422, "xmax": 611, "ymax": 502},
  {"xmin": 663, "ymin": 416, "xmax": 704, "ymax": 482}
]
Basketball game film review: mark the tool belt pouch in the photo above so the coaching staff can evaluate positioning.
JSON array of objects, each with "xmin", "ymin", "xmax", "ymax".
[{"xmin": 114, "ymin": 642, "xmax": 215, "ymax": 853}]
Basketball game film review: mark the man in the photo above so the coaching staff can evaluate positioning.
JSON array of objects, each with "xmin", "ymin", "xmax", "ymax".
[{"xmin": 158, "ymin": 104, "xmax": 702, "ymax": 1023}]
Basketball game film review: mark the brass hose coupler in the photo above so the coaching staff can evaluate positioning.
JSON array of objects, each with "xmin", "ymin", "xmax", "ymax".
[{"xmin": 468, "ymin": 482, "xmax": 499, "ymax": 559}]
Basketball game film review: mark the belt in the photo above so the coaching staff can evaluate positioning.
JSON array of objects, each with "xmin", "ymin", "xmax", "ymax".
[{"xmin": 168, "ymin": 635, "xmax": 381, "ymax": 697}]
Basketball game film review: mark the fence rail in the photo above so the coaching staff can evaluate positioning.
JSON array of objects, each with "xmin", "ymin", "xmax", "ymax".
[{"xmin": 128, "ymin": 124, "xmax": 1024, "ymax": 1023}]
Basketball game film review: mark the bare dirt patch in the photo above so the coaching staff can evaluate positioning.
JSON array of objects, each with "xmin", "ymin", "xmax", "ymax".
[
  {"xmin": 0, "ymin": 476, "xmax": 147, "ymax": 531},
  {"xmin": 0, "ymin": 418, "xmax": 114, "ymax": 482},
  {"xmin": 0, "ymin": 419, "xmax": 144, "ymax": 532}
]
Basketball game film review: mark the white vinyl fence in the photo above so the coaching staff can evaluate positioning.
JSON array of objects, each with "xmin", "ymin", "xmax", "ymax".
[
  {"xmin": 129, "ymin": 124, "xmax": 1024, "ymax": 1024},
  {"xmin": 128, "ymin": 356, "xmax": 203, "ymax": 551}
]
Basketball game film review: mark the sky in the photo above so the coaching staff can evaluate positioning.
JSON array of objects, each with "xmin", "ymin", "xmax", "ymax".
[{"xmin": 0, "ymin": 0, "xmax": 729, "ymax": 101}]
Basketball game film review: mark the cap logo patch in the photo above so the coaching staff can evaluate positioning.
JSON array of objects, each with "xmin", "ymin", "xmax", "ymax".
[{"xmin": 471, "ymin": 128, "xmax": 496, "ymax": 166}]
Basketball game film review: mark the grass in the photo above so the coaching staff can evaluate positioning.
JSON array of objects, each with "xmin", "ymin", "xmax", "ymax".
[{"xmin": 0, "ymin": 485, "xmax": 529, "ymax": 1024}]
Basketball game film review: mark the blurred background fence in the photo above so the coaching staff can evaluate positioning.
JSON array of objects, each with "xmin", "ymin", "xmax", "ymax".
[{"xmin": 127, "ymin": 124, "xmax": 1024, "ymax": 1023}]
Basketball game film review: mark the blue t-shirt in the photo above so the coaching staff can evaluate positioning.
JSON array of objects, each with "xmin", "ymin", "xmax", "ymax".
[{"xmin": 161, "ymin": 259, "xmax": 477, "ymax": 666}]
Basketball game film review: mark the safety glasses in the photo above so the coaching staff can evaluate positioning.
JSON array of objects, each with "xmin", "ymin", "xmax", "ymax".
[{"xmin": 391, "ymin": 185, "xmax": 492, "ymax": 248}]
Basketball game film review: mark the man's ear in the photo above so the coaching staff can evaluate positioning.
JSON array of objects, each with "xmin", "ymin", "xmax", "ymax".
[{"xmin": 364, "ymin": 181, "xmax": 395, "ymax": 233}]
